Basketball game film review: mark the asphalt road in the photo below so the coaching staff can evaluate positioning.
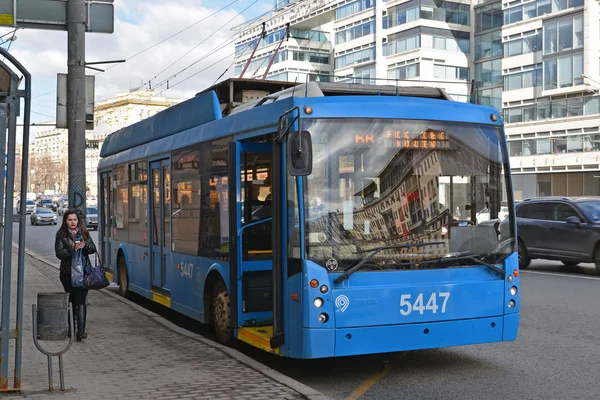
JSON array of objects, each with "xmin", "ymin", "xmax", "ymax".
[
  {"xmin": 14, "ymin": 217, "xmax": 600, "ymax": 400},
  {"xmin": 11, "ymin": 214, "xmax": 99, "ymax": 267}
]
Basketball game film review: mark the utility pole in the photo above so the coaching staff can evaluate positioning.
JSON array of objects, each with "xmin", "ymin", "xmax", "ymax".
[{"xmin": 67, "ymin": 0, "xmax": 87, "ymax": 218}]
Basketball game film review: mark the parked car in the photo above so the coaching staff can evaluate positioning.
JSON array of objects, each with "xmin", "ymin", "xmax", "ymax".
[
  {"xmin": 499, "ymin": 196, "xmax": 600, "ymax": 274},
  {"xmin": 30, "ymin": 207, "xmax": 57, "ymax": 225},
  {"xmin": 86, "ymin": 207, "xmax": 98, "ymax": 230},
  {"xmin": 17, "ymin": 199, "xmax": 36, "ymax": 214}
]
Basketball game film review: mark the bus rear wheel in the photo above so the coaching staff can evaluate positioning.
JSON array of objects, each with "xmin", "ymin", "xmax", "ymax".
[
  {"xmin": 118, "ymin": 255, "xmax": 130, "ymax": 298},
  {"xmin": 212, "ymin": 280, "xmax": 232, "ymax": 345}
]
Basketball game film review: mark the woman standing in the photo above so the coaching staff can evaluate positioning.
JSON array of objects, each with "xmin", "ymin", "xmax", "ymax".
[{"xmin": 55, "ymin": 210, "xmax": 97, "ymax": 341}]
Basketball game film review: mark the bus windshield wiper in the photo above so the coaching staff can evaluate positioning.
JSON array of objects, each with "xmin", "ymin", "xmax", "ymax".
[
  {"xmin": 334, "ymin": 242, "xmax": 445, "ymax": 284},
  {"xmin": 397, "ymin": 252, "xmax": 505, "ymax": 276},
  {"xmin": 440, "ymin": 253, "xmax": 505, "ymax": 275}
]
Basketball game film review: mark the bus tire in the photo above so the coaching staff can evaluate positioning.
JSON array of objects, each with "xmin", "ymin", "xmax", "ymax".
[
  {"xmin": 212, "ymin": 279, "xmax": 232, "ymax": 345},
  {"xmin": 117, "ymin": 254, "xmax": 130, "ymax": 298}
]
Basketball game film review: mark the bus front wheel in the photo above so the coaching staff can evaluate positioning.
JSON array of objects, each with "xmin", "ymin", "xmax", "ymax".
[{"xmin": 212, "ymin": 279, "xmax": 232, "ymax": 345}]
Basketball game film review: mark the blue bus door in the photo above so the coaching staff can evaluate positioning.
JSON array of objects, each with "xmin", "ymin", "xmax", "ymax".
[
  {"xmin": 100, "ymin": 171, "xmax": 113, "ymax": 273},
  {"xmin": 150, "ymin": 159, "xmax": 171, "ymax": 297},
  {"xmin": 234, "ymin": 142, "xmax": 274, "ymax": 338}
]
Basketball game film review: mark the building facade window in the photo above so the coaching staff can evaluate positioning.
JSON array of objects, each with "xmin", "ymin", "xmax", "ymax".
[
  {"xmin": 236, "ymin": 30, "xmax": 330, "ymax": 57},
  {"xmin": 475, "ymin": 59, "xmax": 502, "ymax": 86},
  {"xmin": 383, "ymin": 35, "xmax": 420, "ymax": 56},
  {"xmin": 504, "ymin": 32, "xmax": 542, "ymax": 57},
  {"xmin": 268, "ymin": 70, "xmax": 332, "ymax": 82},
  {"xmin": 503, "ymin": 64, "xmax": 543, "ymax": 90},
  {"xmin": 291, "ymin": 29, "xmax": 330, "ymax": 42},
  {"xmin": 337, "ymin": 65, "xmax": 377, "ymax": 84},
  {"xmin": 434, "ymin": 64, "xmax": 469, "ymax": 80},
  {"xmin": 508, "ymin": 134, "xmax": 600, "ymax": 156},
  {"xmin": 475, "ymin": 2, "xmax": 503, "ymax": 33},
  {"xmin": 512, "ymin": 172, "xmax": 600, "ymax": 199},
  {"xmin": 387, "ymin": 61, "xmax": 420, "ymax": 80},
  {"xmin": 475, "ymin": 30, "xmax": 502, "ymax": 60},
  {"xmin": 543, "ymin": 15, "xmax": 583, "ymax": 55},
  {"xmin": 385, "ymin": 1, "xmax": 469, "ymax": 28},
  {"xmin": 291, "ymin": 50, "xmax": 330, "ymax": 64},
  {"xmin": 235, "ymin": 51, "xmax": 288, "ymax": 75},
  {"xmin": 503, "ymin": 95, "xmax": 599, "ymax": 123},
  {"xmin": 335, "ymin": 45, "xmax": 376, "ymax": 69},
  {"xmin": 421, "ymin": 33, "xmax": 470, "ymax": 53},
  {"xmin": 336, "ymin": 20, "xmax": 375, "ymax": 44},
  {"xmin": 543, "ymin": 52, "xmax": 583, "ymax": 90},
  {"xmin": 336, "ymin": 0, "xmax": 374, "ymax": 20},
  {"xmin": 477, "ymin": 87, "xmax": 502, "ymax": 110},
  {"xmin": 503, "ymin": 0, "xmax": 583, "ymax": 26},
  {"xmin": 384, "ymin": 5, "xmax": 419, "ymax": 28}
]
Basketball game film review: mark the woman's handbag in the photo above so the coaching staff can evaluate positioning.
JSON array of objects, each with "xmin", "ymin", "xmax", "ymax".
[
  {"xmin": 84, "ymin": 254, "xmax": 110, "ymax": 290},
  {"xmin": 71, "ymin": 250, "xmax": 85, "ymax": 288}
]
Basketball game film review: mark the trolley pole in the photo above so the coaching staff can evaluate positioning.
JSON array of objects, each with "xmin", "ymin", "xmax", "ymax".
[{"xmin": 67, "ymin": 0, "xmax": 87, "ymax": 216}]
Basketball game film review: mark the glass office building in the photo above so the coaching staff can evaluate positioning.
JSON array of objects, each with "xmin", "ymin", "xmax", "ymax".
[{"xmin": 234, "ymin": 0, "xmax": 600, "ymax": 198}]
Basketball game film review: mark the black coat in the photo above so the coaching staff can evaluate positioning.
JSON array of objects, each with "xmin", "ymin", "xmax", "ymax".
[{"xmin": 55, "ymin": 229, "xmax": 97, "ymax": 274}]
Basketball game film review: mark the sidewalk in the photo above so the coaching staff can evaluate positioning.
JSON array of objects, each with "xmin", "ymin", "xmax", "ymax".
[{"xmin": 0, "ymin": 248, "xmax": 329, "ymax": 400}]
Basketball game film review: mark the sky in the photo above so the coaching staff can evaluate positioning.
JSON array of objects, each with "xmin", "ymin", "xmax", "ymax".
[{"xmin": 0, "ymin": 0, "xmax": 275, "ymax": 125}]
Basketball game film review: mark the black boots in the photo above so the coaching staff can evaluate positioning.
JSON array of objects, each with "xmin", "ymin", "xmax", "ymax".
[{"xmin": 75, "ymin": 305, "xmax": 87, "ymax": 341}]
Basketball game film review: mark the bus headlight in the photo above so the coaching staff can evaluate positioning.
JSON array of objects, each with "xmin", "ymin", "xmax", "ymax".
[
  {"xmin": 313, "ymin": 298, "xmax": 324, "ymax": 308},
  {"xmin": 318, "ymin": 313, "xmax": 328, "ymax": 323},
  {"xmin": 508, "ymin": 300, "xmax": 516, "ymax": 309},
  {"xmin": 320, "ymin": 285, "xmax": 328, "ymax": 294},
  {"xmin": 508, "ymin": 275, "xmax": 513, "ymax": 283},
  {"xmin": 510, "ymin": 286, "xmax": 518, "ymax": 296}
]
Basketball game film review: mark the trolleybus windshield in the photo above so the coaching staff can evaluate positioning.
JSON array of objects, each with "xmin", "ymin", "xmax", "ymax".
[{"xmin": 301, "ymin": 118, "xmax": 514, "ymax": 272}]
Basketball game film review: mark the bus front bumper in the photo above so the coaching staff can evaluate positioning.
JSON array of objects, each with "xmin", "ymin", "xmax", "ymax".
[{"xmin": 297, "ymin": 313, "xmax": 519, "ymax": 359}]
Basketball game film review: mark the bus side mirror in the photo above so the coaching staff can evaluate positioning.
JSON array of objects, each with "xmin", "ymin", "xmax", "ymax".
[{"xmin": 288, "ymin": 131, "xmax": 312, "ymax": 176}]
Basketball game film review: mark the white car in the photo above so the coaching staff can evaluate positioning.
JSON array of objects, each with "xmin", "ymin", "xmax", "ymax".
[
  {"xmin": 17, "ymin": 199, "xmax": 36, "ymax": 214},
  {"xmin": 476, "ymin": 206, "xmax": 510, "ymax": 223}
]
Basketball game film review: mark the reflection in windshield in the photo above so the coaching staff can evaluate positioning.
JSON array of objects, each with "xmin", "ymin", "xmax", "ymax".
[{"xmin": 300, "ymin": 118, "xmax": 514, "ymax": 272}]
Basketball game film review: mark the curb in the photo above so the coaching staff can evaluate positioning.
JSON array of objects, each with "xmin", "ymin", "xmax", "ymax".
[{"xmin": 19, "ymin": 246, "xmax": 332, "ymax": 400}]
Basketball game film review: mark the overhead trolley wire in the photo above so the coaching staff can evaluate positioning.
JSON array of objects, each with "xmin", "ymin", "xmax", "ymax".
[
  {"xmin": 43, "ymin": 2, "xmax": 295, "ymax": 124},
  {"xmin": 104, "ymin": 0, "xmax": 244, "ymax": 74},
  {"xmin": 143, "ymin": 0, "xmax": 260, "ymax": 89},
  {"xmin": 91, "ymin": 34, "xmax": 243, "ymax": 126},
  {"xmin": 27, "ymin": 0, "xmax": 245, "ymax": 100},
  {"xmin": 210, "ymin": 40, "xmax": 256, "ymax": 86}
]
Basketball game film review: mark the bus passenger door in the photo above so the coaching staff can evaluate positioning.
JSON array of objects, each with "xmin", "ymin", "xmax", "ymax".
[
  {"xmin": 100, "ymin": 171, "xmax": 113, "ymax": 273},
  {"xmin": 234, "ymin": 142, "xmax": 273, "ymax": 331},
  {"xmin": 150, "ymin": 159, "xmax": 171, "ymax": 298}
]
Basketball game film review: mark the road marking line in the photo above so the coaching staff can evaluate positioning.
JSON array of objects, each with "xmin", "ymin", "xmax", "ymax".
[
  {"xmin": 521, "ymin": 270, "xmax": 600, "ymax": 281},
  {"xmin": 346, "ymin": 354, "xmax": 407, "ymax": 400},
  {"xmin": 345, "ymin": 363, "xmax": 393, "ymax": 400}
]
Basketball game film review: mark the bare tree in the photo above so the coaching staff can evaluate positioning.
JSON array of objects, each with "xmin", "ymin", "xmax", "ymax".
[{"xmin": 30, "ymin": 154, "xmax": 67, "ymax": 193}]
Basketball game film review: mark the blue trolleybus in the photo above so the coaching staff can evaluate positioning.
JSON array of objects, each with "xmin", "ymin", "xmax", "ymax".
[{"xmin": 98, "ymin": 79, "xmax": 519, "ymax": 358}]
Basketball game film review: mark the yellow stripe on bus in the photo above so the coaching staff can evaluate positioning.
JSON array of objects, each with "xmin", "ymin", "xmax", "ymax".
[
  {"xmin": 247, "ymin": 250, "xmax": 273, "ymax": 255},
  {"xmin": 237, "ymin": 326, "xmax": 279, "ymax": 355},
  {"xmin": 152, "ymin": 292, "xmax": 171, "ymax": 308}
]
